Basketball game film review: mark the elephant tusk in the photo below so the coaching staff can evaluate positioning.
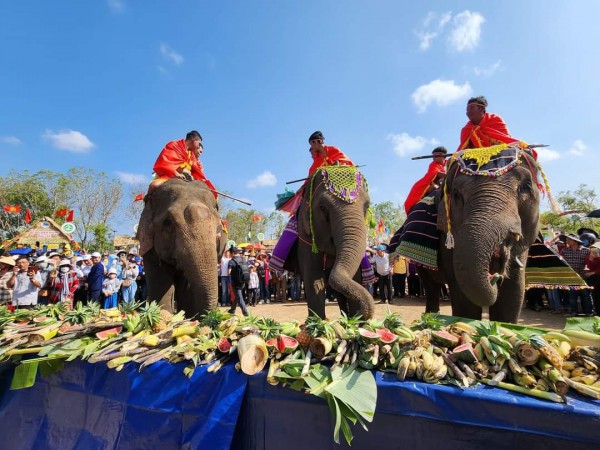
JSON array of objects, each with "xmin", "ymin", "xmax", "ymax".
[
  {"xmin": 514, "ymin": 256, "xmax": 524, "ymax": 268},
  {"xmin": 489, "ymin": 273, "xmax": 503, "ymax": 286}
]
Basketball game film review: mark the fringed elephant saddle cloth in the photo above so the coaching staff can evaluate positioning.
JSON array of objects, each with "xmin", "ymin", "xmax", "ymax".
[
  {"xmin": 388, "ymin": 192, "xmax": 440, "ymax": 270},
  {"xmin": 526, "ymin": 237, "xmax": 590, "ymax": 290},
  {"xmin": 319, "ymin": 165, "xmax": 365, "ymax": 204},
  {"xmin": 451, "ymin": 142, "xmax": 530, "ymax": 178}
]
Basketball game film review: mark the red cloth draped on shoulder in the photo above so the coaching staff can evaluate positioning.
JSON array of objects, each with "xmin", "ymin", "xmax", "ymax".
[
  {"xmin": 153, "ymin": 139, "xmax": 217, "ymax": 199},
  {"xmin": 458, "ymin": 113, "xmax": 518, "ymax": 150},
  {"xmin": 279, "ymin": 146, "xmax": 355, "ymax": 214},
  {"xmin": 404, "ymin": 161, "xmax": 446, "ymax": 215}
]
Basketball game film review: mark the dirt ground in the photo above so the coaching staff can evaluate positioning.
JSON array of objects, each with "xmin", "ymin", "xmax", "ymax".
[{"xmin": 221, "ymin": 295, "xmax": 568, "ymax": 331}]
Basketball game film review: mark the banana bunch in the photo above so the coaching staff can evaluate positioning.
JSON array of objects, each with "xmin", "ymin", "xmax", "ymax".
[
  {"xmin": 563, "ymin": 346, "xmax": 600, "ymax": 391},
  {"xmin": 391, "ymin": 326, "xmax": 416, "ymax": 345},
  {"xmin": 396, "ymin": 346, "xmax": 447, "ymax": 383},
  {"xmin": 123, "ymin": 314, "xmax": 141, "ymax": 333}
]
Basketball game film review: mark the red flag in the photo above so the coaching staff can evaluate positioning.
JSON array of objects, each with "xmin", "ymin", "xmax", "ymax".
[
  {"xmin": 66, "ymin": 210, "xmax": 74, "ymax": 222},
  {"xmin": 252, "ymin": 215, "xmax": 262, "ymax": 222},
  {"xmin": 55, "ymin": 208, "xmax": 67, "ymax": 217},
  {"xmin": 134, "ymin": 193, "xmax": 144, "ymax": 202},
  {"xmin": 25, "ymin": 209, "xmax": 32, "ymax": 224},
  {"xmin": 3, "ymin": 205, "xmax": 21, "ymax": 214},
  {"xmin": 377, "ymin": 219, "xmax": 384, "ymax": 233}
]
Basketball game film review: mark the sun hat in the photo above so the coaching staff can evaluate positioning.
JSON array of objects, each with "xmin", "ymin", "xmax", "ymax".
[
  {"xmin": 0, "ymin": 256, "xmax": 16, "ymax": 267},
  {"xmin": 59, "ymin": 259, "xmax": 72, "ymax": 267}
]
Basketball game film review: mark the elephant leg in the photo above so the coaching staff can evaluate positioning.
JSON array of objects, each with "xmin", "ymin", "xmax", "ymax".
[
  {"xmin": 298, "ymin": 245, "xmax": 327, "ymax": 319},
  {"xmin": 143, "ymin": 249, "xmax": 176, "ymax": 311},
  {"xmin": 490, "ymin": 266, "xmax": 525, "ymax": 323},
  {"xmin": 417, "ymin": 267, "xmax": 441, "ymax": 313}
]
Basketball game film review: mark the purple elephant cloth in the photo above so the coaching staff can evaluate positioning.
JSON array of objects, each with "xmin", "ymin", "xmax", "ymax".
[{"xmin": 269, "ymin": 215, "xmax": 376, "ymax": 286}]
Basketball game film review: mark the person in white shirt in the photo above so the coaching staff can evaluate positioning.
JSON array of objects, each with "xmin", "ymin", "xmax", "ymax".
[
  {"xmin": 371, "ymin": 245, "xmax": 393, "ymax": 304},
  {"xmin": 7, "ymin": 256, "xmax": 43, "ymax": 308},
  {"xmin": 247, "ymin": 265, "xmax": 260, "ymax": 306},
  {"xmin": 220, "ymin": 249, "xmax": 232, "ymax": 306}
]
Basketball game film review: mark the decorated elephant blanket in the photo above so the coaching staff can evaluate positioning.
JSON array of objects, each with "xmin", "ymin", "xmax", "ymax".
[
  {"xmin": 388, "ymin": 192, "xmax": 440, "ymax": 269},
  {"xmin": 525, "ymin": 237, "xmax": 589, "ymax": 290}
]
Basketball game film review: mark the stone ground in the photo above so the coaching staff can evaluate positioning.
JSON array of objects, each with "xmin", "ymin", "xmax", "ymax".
[{"xmin": 221, "ymin": 295, "xmax": 568, "ymax": 331}]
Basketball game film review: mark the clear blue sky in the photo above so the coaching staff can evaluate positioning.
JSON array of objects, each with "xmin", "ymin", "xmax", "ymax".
[{"xmin": 1, "ymin": 1, "xmax": 599, "ymax": 234}]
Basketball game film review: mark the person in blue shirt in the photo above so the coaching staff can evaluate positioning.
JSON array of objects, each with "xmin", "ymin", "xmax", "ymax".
[{"xmin": 87, "ymin": 252, "xmax": 105, "ymax": 303}]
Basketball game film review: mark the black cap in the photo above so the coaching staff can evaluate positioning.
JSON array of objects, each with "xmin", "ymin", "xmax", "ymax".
[
  {"xmin": 308, "ymin": 131, "xmax": 324, "ymax": 142},
  {"xmin": 577, "ymin": 227, "xmax": 599, "ymax": 238},
  {"xmin": 185, "ymin": 130, "xmax": 202, "ymax": 141},
  {"xmin": 230, "ymin": 246, "xmax": 240, "ymax": 254},
  {"xmin": 432, "ymin": 146, "xmax": 448, "ymax": 155}
]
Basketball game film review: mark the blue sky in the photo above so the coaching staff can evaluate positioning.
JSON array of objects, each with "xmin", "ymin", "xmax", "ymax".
[{"xmin": 1, "ymin": 1, "xmax": 599, "ymax": 235}]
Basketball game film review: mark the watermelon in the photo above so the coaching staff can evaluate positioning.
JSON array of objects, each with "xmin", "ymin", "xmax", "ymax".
[
  {"xmin": 358, "ymin": 328, "xmax": 380, "ymax": 343},
  {"xmin": 452, "ymin": 343, "xmax": 478, "ymax": 363},
  {"xmin": 217, "ymin": 337, "xmax": 233, "ymax": 353},
  {"xmin": 95, "ymin": 326, "xmax": 123, "ymax": 340},
  {"xmin": 376, "ymin": 328, "xmax": 398, "ymax": 344},
  {"xmin": 265, "ymin": 338, "xmax": 279, "ymax": 349},
  {"xmin": 33, "ymin": 316, "xmax": 49, "ymax": 323},
  {"xmin": 277, "ymin": 335, "xmax": 299, "ymax": 354},
  {"xmin": 431, "ymin": 330, "xmax": 459, "ymax": 348}
]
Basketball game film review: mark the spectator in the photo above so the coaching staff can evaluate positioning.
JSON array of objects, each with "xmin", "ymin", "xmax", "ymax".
[
  {"xmin": 120, "ymin": 254, "xmax": 139, "ymax": 304},
  {"xmin": 247, "ymin": 265, "xmax": 260, "ymax": 306},
  {"xmin": 47, "ymin": 252, "xmax": 61, "ymax": 271},
  {"xmin": 75, "ymin": 254, "xmax": 93, "ymax": 304},
  {"xmin": 228, "ymin": 247, "xmax": 249, "ymax": 316},
  {"xmin": 134, "ymin": 257, "xmax": 147, "ymax": 301},
  {"xmin": 7, "ymin": 255, "xmax": 43, "ymax": 309},
  {"xmin": 0, "ymin": 256, "xmax": 16, "ymax": 306},
  {"xmin": 44, "ymin": 259, "xmax": 79, "ymax": 307},
  {"xmin": 102, "ymin": 268, "xmax": 122, "ymax": 309},
  {"xmin": 33, "ymin": 255, "xmax": 52, "ymax": 305},
  {"xmin": 371, "ymin": 245, "xmax": 393, "ymax": 304},
  {"xmin": 220, "ymin": 249, "xmax": 231, "ymax": 306},
  {"xmin": 560, "ymin": 234, "xmax": 594, "ymax": 316},
  {"xmin": 87, "ymin": 252, "xmax": 105, "ymax": 303},
  {"xmin": 289, "ymin": 271, "xmax": 302, "ymax": 302},
  {"xmin": 391, "ymin": 255, "xmax": 408, "ymax": 298},
  {"xmin": 584, "ymin": 242, "xmax": 600, "ymax": 314},
  {"xmin": 407, "ymin": 261, "xmax": 421, "ymax": 298}
]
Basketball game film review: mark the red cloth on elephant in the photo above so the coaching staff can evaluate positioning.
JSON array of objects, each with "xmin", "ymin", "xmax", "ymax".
[
  {"xmin": 458, "ymin": 113, "xmax": 518, "ymax": 150},
  {"xmin": 403, "ymin": 160, "xmax": 446, "ymax": 215},
  {"xmin": 278, "ymin": 146, "xmax": 355, "ymax": 214},
  {"xmin": 307, "ymin": 145, "xmax": 354, "ymax": 176},
  {"xmin": 153, "ymin": 139, "xmax": 217, "ymax": 199}
]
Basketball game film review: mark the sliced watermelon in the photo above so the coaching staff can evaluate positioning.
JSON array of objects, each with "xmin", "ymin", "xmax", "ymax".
[
  {"xmin": 452, "ymin": 343, "xmax": 478, "ymax": 363},
  {"xmin": 95, "ymin": 326, "xmax": 123, "ymax": 340},
  {"xmin": 376, "ymin": 328, "xmax": 399, "ymax": 344},
  {"xmin": 278, "ymin": 335, "xmax": 299, "ymax": 354},
  {"xmin": 432, "ymin": 330, "xmax": 459, "ymax": 348},
  {"xmin": 358, "ymin": 328, "xmax": 380, "ymax": 343},
  {"xmin": 217, "ymin": 337, "xmax": 232, "ymax": 353}
]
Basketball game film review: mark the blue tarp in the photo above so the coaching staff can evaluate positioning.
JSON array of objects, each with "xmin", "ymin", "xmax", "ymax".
[
  {"xmin": 7, "ymin": 247, "xmax": 33, "ymax": 255},
  {"xmin": 1, "ymin": 361, "xmax": 599, "ymax": 449},
  {"xmin": 0, "ymin": 360, "xmax": 247, "ymax": 450}
]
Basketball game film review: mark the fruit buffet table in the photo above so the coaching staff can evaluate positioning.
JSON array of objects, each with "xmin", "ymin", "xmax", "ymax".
[{"xmin": 0, "ymin": 361, "xmax": 599, "ymax": 450}]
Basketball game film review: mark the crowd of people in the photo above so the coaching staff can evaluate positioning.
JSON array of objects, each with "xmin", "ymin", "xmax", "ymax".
[{"xmin": 0, "ymin": 248, "xmax": 146, "ymax": 310}]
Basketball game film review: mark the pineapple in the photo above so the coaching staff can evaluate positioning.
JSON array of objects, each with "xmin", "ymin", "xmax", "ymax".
[
  {"xmin": 198, "ymin": 326, "xmax": 213, "ymax": 337},
  {"xmin": 65, "ymin": 302, "xmax": 93, "ymax": 325},
  {"xmin": 297, "ymin": 315, "xmax": 336, "ymax": 349},
  {"xmin": 257, "ymin": 316, "xmax": 281, "ymax": 341},
  {"xmin": 138, "ymin": 301, "xmax": 162, "ymax": 332},
  {"xmin": 296, "ymin": 324, "xmax": 313, "ymax": 349},
  {"xmin": 154, "ymin": 309, "xmax": 174, "ymax": 333},
  {"xmin": 200, "ymin": 309, "xmax": 229, "ymax": 330},
  {"xmin": 119, "ymin": 300, "xmax": 143, "ymax": 315},
  {"xmin": 382, "ymin": 309, "xmax": 404, "ymax": 332}
]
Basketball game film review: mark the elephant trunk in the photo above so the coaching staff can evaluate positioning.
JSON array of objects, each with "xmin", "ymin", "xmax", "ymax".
[
  {"xmin": 177, "ymin": 203, "xmax": 219, "ymax": 316},
  {"xmin": 452, "ymin": 203, "xmax": 522, "ymax": 308},
  {"xmin": 328, "ymin": 214, "xmax": 375, "ymax": 319}
]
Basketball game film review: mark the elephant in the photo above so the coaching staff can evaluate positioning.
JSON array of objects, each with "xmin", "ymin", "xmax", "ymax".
[
  {"xmin": 416, "ymin": 147, "xmax": 541, "ymax": 323},
  {"xmin": 291, "ymin": 166, "xmax": 375, "ymax": 319},
  {"xmin": 136, "ymin": 178, "xmax": 225, "ymax": 318}
]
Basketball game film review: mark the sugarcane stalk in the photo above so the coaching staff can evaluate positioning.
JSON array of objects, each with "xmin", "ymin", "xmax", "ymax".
[
  {"xmin": 482, "ymin": 378, "xmax": 565, "ymax": 403},
  {"xmin": 0, "ymin": 337, "xmax": 28, "ymax": 356},
  {"xmin": 132, "ymin": 348, "xmax": 162, "ymax": 363},
  {"xmin": 488, "ymin": 363, "xmax": 509, "ymax": 387},
  {"xmin": 565, "ymin": 377, "xmax": 600, "ymax": 400},
  {"xmin": 208, "ymin": 354, "xmax": 231, "ymax": 373},
  {"xmin": 29, "ymin": 332, "xmax": 81, "ymax": 347},
  {"xmin": 5, "ymin": 347, "xmax": 44, "ymax": 356},
  {"xmin": 139, "ymin": 348, "xmax": 171, "ymax": 370},
  {"xmin": 442, "ymin": 353, "xmax": 469, "ymax": 387},
  {"xmin": 91, "ymin": 346, "xmax": 150, "ymax": 362}
]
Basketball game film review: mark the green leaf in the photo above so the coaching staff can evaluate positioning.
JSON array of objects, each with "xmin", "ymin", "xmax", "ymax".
[
  {"xmin": 325, "ymin": 369, "xmax": 377, "ymax": 424},
  {"xmin": 327, "ymin": 395, "xmax": 343, "ymax": 445},
  {"xmin": 39, "ymin": 359, "xmax": 65, "ymax": 377},
  {"xmin": 564, "ymin": 316, "xmax": 600, "ymax": 333},
  {"xmin": 10, "ymin": 361, "xmax": 39, "ymax": 390}
]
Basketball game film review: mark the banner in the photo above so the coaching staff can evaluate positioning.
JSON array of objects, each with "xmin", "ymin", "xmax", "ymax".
[
  {"xmin": 66, "ymin": 210, "xmax": 74, "ymax": 222},
  {"xmin": 24, "ymin": 209, "xmax": 32, "ymax": 224},
  {"xmin": 134, "ymin": 193, "xmax": 144, "ymax": 202},
  {"xmin": 55, "ymin": 208, "xmax": 67, "ymax": 217},
  {"xmin": 3, "ymin": 205, "xmax": 20, "ymax": 214}
]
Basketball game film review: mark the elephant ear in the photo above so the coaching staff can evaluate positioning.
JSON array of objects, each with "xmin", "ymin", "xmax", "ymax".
[{"xmin": 137, "ymin": 199, "xmax": 154, "ymax": 256}]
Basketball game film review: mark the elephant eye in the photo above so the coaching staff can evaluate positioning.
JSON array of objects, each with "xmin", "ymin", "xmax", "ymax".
[
  {"xmin": 163, "ymin": 217, "xmax": 173, "ymax": 228},
  {"xmin": 518, "ymin": 180, "xmax": 532, "ymax": 195}
]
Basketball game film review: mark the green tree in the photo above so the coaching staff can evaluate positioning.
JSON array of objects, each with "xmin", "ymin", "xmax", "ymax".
[
  {"xmin": 223, "ymin": 209, "xmax": 268, "ymax": 244},
  {"xmin": 540, "ymin": 184, "xmax": 598, "ymax": 235},
  {"xmin": 370, "ymin": 201, "xmax": 405, "ymax": 242}
]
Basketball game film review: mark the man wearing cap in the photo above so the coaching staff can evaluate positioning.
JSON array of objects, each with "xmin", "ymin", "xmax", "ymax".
[
  {"xmin": 44, "ymin": 259, "xmax": 79, "ymax": 306},
  {"xmin": 370, "ymin": 245, "xmax": 393, "ymax": 304},
  {"xmin": 33, "ymin": 255, "xmax": 53, "ymax": 305},
  {"xmin": 87, "ymin": 252, "xmax": 105, "ymax": 303},
  {"xmin": 560, "ymin": 234, "xmax": 595, "ymax": 316},
  {"xmin": 152, "ymin": 130, "xmax": 217, "ymax": 199},
  {"xmin": 75, "ymin": 254, "xmax": 92, "ymax": 304},
  {"xmin": 228, "ymin": 247, "xmax": 249, "ymax": 316},
  {"xmin": 7, "ymin": 255, "xmax": 43, "ymax": 309},
  {"xmin": 459, "ymin": 96, "xmax": 518, "ymax": 150},
  {"xmin": 404, "ymin": 146, "xmax": 448, "ymax": 214},
  {"xmin": 0, "ymin": 256, "xmax": 16, "ymax": 305}
]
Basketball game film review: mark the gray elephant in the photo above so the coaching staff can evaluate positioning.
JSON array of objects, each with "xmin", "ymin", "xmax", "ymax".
[
  {"xmin": 291, "ymin": 166, "xmax": 375, "ymax": 319},
  {"xmin": 413, "ymin": 147, "xmax": 542, "ymax": 323},
  {"xmin": 136, "ymin": 178, "xmax": 225, "ymax": 318}
]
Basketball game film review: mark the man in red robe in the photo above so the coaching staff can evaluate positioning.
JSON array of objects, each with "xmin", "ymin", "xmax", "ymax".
[
  {"xmin": 458, "ymin": 96, "xmax": 518, "ymax": 149},
  {"xmin": 152, "ymin": 130, "xmax": 217, "ymax": 199},
  {"xmin": 404, "ymin": 147, "xmax": 447, "ymax": 214},
  {"xmin": 278, "ymin": 131, "xmax": 355, "ymax": 213}
]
